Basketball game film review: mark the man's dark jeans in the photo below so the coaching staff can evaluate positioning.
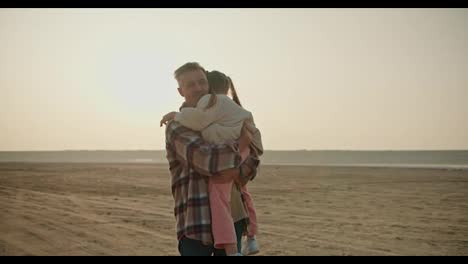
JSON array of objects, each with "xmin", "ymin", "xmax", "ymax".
[{"xmin": 178, "ymin": 219, "xmax": 246, "ymax": 256}]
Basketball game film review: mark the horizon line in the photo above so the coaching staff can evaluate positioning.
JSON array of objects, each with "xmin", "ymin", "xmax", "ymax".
[{"xmin": 1, "ymin": 149, "xmax": 468, "ymax": 152}]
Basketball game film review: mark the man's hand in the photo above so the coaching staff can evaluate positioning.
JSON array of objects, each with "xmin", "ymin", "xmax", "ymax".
[{"xmin": 160, "ymin": 112, "xmax": 177, "ymax": 127}]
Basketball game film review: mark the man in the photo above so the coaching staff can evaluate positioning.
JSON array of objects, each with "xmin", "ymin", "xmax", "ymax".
[{"xmin": 165, "ymin": 62, "xmax": 260, "ymax": 256}]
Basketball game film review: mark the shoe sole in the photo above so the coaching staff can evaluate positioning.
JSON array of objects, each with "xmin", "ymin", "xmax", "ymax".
[{"xmin": 245, "ymin": 249, "xmax": 260, "ymax": 256}]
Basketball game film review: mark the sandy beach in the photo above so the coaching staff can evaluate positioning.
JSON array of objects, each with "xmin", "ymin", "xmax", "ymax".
[{"xmin": 1, "ymin": 162, "xmax": 467, "ymax": 255}]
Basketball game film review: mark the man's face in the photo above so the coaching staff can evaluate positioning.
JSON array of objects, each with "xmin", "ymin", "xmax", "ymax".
[{"xmin": 177, "ymin": 69, "xmax": 209, "ymax": 107}]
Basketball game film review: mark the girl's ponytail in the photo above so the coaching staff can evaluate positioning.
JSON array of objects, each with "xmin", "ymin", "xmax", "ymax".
[{"xmin": 228, "ymin": 76, "xmax": 242, "ymax": 107}]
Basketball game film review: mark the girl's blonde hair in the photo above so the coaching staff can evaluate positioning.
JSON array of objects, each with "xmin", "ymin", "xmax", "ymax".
[{"xmin": 205, "ymin": 71, "xmax": 242, "ymax": 110}]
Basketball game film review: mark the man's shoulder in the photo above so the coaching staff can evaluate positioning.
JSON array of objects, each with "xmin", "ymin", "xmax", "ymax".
[
  {"xmin": 165, "ymin": 120, "xmax": 181, "ymax": 133},
  {"xmin": 165, "ymin": 121, "xmax": 182, "ymax": 140},
  {"xmin": 165, "ymin": 120, "xmax": 201, "ymax": 139}
]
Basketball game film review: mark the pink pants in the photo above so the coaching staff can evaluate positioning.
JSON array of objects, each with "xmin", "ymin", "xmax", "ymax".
[{"xmin": 209, "ymin": 149, "xmax": 258, "ymax": 249}]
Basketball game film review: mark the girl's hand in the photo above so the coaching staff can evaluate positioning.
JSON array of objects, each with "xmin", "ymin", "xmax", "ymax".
[{"xmin": 160, "ymin": 112, "xmax": 177, "ymax": 127}]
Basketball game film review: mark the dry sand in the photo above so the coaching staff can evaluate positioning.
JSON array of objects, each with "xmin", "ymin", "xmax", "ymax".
[{"xmin": 1, "ymin": 162, "xmax": 467, "ymax": 255}]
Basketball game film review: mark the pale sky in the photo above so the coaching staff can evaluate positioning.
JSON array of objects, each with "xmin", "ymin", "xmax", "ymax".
[{"xmin": 1, "ymin": 8, "xmax": 467, "ymax": 151}]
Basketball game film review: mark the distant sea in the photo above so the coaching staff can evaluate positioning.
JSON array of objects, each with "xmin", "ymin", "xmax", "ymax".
[{"xmin": 1, "ymin": 150, "xmax": 468, "ymax": 169}]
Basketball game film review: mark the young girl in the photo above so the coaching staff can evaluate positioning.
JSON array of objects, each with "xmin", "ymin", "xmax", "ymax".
[{"xmin": 161, "ymin": 70, "xmax": 262, "ymax": 256}]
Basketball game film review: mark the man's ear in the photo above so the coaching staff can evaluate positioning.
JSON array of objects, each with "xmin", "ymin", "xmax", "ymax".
[{"xmin": 177, "ymin": 87, "xmax": 184, "ymax": 97}]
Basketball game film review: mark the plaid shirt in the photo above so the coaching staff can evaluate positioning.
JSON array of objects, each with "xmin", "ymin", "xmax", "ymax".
[{"xmin": 165, "ymin": 120, "xmax": 260, "ymax": 245}]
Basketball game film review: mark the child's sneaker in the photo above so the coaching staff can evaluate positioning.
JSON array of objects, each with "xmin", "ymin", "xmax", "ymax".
[{"xmin": 241, "ymin": 236, "xmax": 259, "ymax": 256}]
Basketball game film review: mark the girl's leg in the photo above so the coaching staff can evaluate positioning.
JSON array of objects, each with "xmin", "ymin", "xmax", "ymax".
[
  {"xmin": 239, "ymin": 144, "xmax": 257, "ymax": 236},
  {"xmin": 240, "ymin": 185, "xmax": 258, "ymax": 237},
  {"xmin": 208, "ymin": 179, "xmax": 238, "ymax": 254}
]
